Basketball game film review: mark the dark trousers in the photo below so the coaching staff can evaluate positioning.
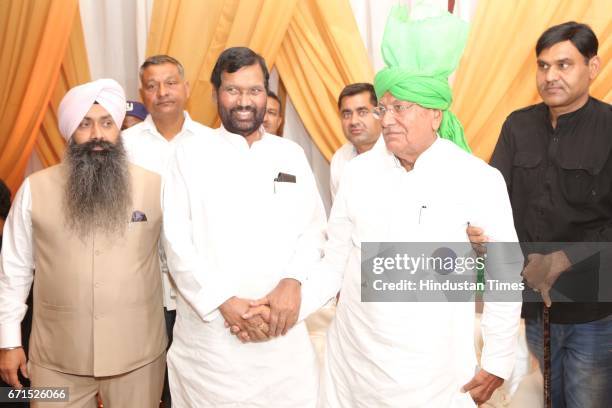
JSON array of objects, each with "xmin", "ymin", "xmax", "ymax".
[{"xmin": 161, "ymin": 308, "xmax": 176, "ymax": 407}]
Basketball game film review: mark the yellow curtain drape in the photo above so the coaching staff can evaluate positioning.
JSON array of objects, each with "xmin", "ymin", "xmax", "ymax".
[
  {"xmin": 35, "ymin": 5, "xmax": 91, "ymax": 169},
  {"xmin": 276, "ymin": 0, "xmax": 374, "ymax": 160},
  {"xmin": 0, "ymin": 0, "xmax": 79, "ymax": 194},
  {"xmin": 147, "ymin": 0, "xmax": 372, "ymax": 161},
  {"xmin": 453, "ymin": 0, "xmax": 612, "ymax": 162}
]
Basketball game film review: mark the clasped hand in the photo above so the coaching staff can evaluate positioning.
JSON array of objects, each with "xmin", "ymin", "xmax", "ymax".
[{"xmin": 220, "ymin": 278, "xmax": 301, "ymax": 343}]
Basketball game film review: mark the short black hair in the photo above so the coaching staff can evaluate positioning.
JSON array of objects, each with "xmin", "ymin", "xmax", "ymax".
[
  {"xmin": 267, "ymin": 90, "xmax": 281, "ymax": 111},
  {"xmin": 536, "ymin": 21, "xmax": 598, "ymax": 61},
  {"xmin": 0, "ymin": 179, "xmax": 11, "ymax": 220},
  {"xmin": 337, "ymin": 83, "xmax": 377, "ymax": 110},
  {"xmin": 210, "ymin": 47, "xmax": 269, "ymax": 91}
]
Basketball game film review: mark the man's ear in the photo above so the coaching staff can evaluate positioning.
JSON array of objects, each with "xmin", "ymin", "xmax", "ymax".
[
  {"xmin": 211, "ymin": 87, "xmax": 218, "ymax": 104},
  {"xmin": 432, "ymin": 109, "xmax": 443, "ymax": 132},
  {"xmin": 588, "ymin": 55, "xmax": 601, "ymax": 81}
]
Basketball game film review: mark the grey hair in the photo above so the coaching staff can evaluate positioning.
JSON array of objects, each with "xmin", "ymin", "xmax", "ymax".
[{"xmin": 139, "ymin": 55, "xmax": 185, "ymax": 82}]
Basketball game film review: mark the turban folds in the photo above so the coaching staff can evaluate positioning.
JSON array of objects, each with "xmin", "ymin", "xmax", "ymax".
[
  {"xmin": 374, "ymin": 4, "xmax": 471, "ymax": 152},
  {"xmin": 58, "ymin": 78, "xmax": 126, "ymax": 141}
]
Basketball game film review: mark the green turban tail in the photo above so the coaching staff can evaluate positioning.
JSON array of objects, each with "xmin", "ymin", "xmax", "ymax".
[{"xmin": 374, "ymin": 4, "xmax": 471, "ymax": 153}]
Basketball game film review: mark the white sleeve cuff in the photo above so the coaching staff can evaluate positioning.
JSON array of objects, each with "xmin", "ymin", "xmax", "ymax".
[
  {"xmin": 481, "ymin": 354, "xmax": 515, "ymax": 380},
  {"xmin": 200, "ymin": 309, "xmax": 222, "ymax": 323},
  {"xmin": 0, "ymin": 322, "xmax": 22, "ymax": 348}
]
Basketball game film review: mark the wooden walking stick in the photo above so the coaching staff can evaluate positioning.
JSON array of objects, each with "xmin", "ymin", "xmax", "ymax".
[{"xmin": 543, "ymin": 306, "xmax": 551, "ymax": 408}]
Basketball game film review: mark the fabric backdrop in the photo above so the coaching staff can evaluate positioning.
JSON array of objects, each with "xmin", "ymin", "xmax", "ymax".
[
  {"xmin": 452, "ymin": 0, "xmax": 612, "ymax": 161},
  {"xmin": 0, "ymin": 0, "xmax": 80, "ymax": 194},
  {"xmin": 1, "ymin": 0, "xmax": 610, "ymax": 197}
]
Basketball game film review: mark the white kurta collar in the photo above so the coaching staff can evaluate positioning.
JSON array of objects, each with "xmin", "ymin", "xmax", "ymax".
[
  {"xmin": 383, "ymin": 135, "xmax": 442, "ymax": 171},
  {"xmin": 141, "ymin": 111, "xmax": 196, "ymax": 142},
  {"xmin": 411, "ymin": 135, "xmax": 442, "ymax": 172},
  {"xmin": 218, "ymin": 125, "xmax": 266, "ymax": 151}
]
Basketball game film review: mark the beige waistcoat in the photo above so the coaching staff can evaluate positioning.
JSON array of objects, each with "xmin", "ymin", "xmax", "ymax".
[{"xmin": 28, "ymin": 163, "xmax": 167, "ymax": 376}]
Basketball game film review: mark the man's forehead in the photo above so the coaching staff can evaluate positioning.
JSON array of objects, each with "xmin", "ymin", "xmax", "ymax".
[
  {"xmin": 380, "ymin": 92, "xmax": 411, "ymax": 105},
  {"xmin": 341, "ymin": 93, "xmax": 375, "ymax": 112},
  {"xmin": 142, "ymin": 63, "xmax": 181, "ymax": 80},
  {"xmin": 538, "ymin": 40, "xmax": 582, "ymax": 61},
  {"xmin": 267, "ymin": 98, "xmax": 280, "ymax": 109},
  {"xmin": 83, "ymin": 103, "xmax": 113, "ymax": 118},
  {"xmin": 221, "ymin": 64, "xmax": 265, "ymax": 85}
]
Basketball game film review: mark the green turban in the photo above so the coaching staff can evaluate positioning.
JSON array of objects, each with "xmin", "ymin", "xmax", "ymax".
[{"xmin": 374, "ymin": 4, "xmax": 471, "ymax": 152}]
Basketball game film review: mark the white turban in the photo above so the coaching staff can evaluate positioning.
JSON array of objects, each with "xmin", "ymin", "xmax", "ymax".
[{"xmin": 58, "ymin": 78, "xmax": 126, "ymax": 141}]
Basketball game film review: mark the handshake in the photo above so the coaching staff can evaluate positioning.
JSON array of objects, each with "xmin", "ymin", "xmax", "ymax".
[{"xmin": 219, "ymin": 278, "xmax": 302, "ymax": 343}]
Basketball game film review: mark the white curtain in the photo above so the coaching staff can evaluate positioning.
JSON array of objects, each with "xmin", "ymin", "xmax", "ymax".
[
  {"xmin": 79, "ymin": 0, "xmax": 154, "ymax": 100},
  {"xmin": 283, "ymin": 98, "xmax": 333, "ymax": 214}
]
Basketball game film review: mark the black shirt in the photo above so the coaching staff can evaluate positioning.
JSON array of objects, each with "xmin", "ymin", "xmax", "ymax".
[{"xmin": 490, "ymin": 97, "xmax": 612, "ymax": 323}]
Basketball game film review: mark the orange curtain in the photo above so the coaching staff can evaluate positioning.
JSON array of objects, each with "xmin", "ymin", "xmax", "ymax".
[
  {"xmin": 35, "ymin": 7, "xmax": 92, "ymax": 169},
  {"xmin": 276, "ymin": 0, "xmax": 374, "ymax": 161},
  {"xmin": 453, "ymin": 0, "xmax": 612, "ymax": 162},
  {"xmin": 0, "ymin": 0, "xmax": 79, "ymax": 194}
]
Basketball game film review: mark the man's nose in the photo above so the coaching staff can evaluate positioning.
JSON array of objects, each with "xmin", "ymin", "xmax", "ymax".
[
  {"xmin": 545, "ymin": 66, "xmax": 560, "ymax": 83},
  {"xmin": 380, "ymin": 110, "xmax": 395, "ymax": 127},
  {"xmin": 157, "ymin": 82, "xmax": 168, "ymax": 97},
  {"xmin": 238, "ymin": 91, "xmax": 251, "ymax": 107},
  {"xmin": 91, "ymin": 123, "xmax": 103, "ymax": 140}
]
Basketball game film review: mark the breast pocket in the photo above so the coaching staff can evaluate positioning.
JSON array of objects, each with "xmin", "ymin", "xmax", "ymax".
[
  {"xmin": 559, "ymin": 164, "xmax": 601, "ymax": 205},
  {"xmin": 512, "ymin": 151, "xmax": 542, "ymax": 193},
  {"xmin": 419, "ymin": 203, "xmax": 470, "ymax": 242},
  {"xmin": 127, "ymin": 219, "xmax": 156, "ymax": 237},
  {"xmin": 274, "ymin": 181, "xmax": 297, "ymax": 195},
  {"xmin": 272, "ymin": 181, "xmax": 302, "ymax": 229},
  {"xmin": 127, "ymin": 211, "xmax": 161, "ymax": 254}
]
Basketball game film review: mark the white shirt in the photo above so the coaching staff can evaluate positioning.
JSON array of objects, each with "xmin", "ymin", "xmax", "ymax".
[
  {"xmin": 122, "ymin": 111, "xmax": 210, "ymax": 310},
  {"xmin": 162, "ymin": 126, "xmax": 327, "ymax": 406},
  {"xmin": 0, "ymin": 179, "xmax": 34, "ymax": 347},
  {"xmin": 0, "ymin": 113, "xmax": 209, "ymax": 347},
  {"xmin": 306, "ymin": 137, "xmax": 523, "ymax": 407},
  {"xmin": 329, "ymin": 142, "xmax": 357, "ymax": 201}
]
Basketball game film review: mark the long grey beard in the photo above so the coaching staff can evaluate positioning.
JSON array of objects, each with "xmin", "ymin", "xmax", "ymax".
[{"xmin": 63, "ymin": 139, "xmax": 132, "ymax": 239}]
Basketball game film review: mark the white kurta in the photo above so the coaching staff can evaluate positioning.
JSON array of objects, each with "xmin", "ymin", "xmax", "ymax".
[
  {"xmin": 307, "ymin": 142, "xmax": 357, "ymax": 369},
  {"xmin": 312, "ymin": 137, "xmax": 523, "ymax": 408},
  {"xmin": 122, "ymin": 112, "xmax": 210, "ymax": 310},
  {"xmin": 329, "ymin": 142, "xmax": 357, "ymax": 201},
  {"xmin": 162, "ymin": 127, "xmax": 327, "ymax": 407}
]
